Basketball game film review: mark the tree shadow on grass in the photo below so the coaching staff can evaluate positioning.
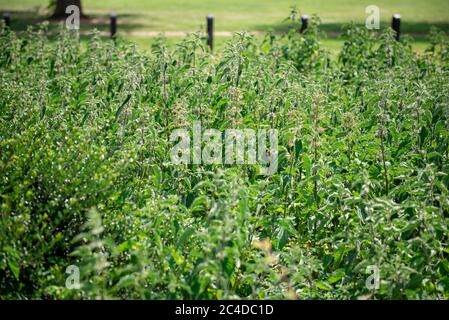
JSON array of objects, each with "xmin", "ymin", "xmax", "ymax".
[{"xmin": 0, "ymin": 9, "xmax": 147, "ymax": 33}]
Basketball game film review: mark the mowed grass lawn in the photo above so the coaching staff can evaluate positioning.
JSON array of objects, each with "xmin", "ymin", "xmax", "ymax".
[
  {"xmin": 1, "ymin": 0, "xmax": 449, "ymax": 32},
  {"xmin": 0, "ymin": 0, "xmax": 447, "ymax": 53}
]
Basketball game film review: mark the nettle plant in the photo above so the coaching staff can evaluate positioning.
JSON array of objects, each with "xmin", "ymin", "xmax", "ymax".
[{"xmin": 0, "ymin": 15, "xmax": 448, "ymax": 299}]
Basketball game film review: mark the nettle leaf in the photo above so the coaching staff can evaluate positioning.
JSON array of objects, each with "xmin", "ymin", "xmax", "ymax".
[
  {"xmin": 438, "ymin": 260, "xmax": 449, "ymax": 275},
  {"xmin": 153, "ymin": 165, "xmax": 163, "ymax": 187},
  {"xmin": 316, "ymin": 281, "xmax": 332, "ymax": 291},
  {"xmin": 223, "ymin": 256, "xmax": 235, "ymax": 277},
  {"xmin": 407, "ymin": 273, "xmax": 423, "ymax": 290},
  {"xmin": 115, "ymin": 94, "xmax": 131, "ymax": 121},
  {"xmin": 116, "ymin": 240, "xmax": 134, "ymax": 254},
  {"xmin": 170, "ymin": 247, "xmax": 184, "ymax": 266},
  {"xmin": 277, "ymin": 227, "xmax": 289, "ymax": 251},
  {"xmin": 294, "ymin": 139, "xmax": 303, "ymax": 162},
  {"xmin": 176, "ymin": 227, "xmax": 196, "ymax": 249},
  {"xmin": 4, "ymin": 246, "xmax": 20, "ymax": 280},
  {"xmin": 115, "ymin": 274, "xmax": 137, "ymax": 289},
  {"xmin": 401, "ymin": 220, "xmax": 421, "ymax": 239},
  {"xmin": 322, "ymin": 255, "xmax": 333, "ymax": 270},
  {"xmin": 419, "ymin": 126, "xmax": 428, "ymax": 145},
  {"xmin": 302, "ymin": 154, "xmax": 312, "ymax": 176},
  {"xmin": 7, "ymin": 258, "xmax": 20, "ymax": 280},
  {"xmin": 189, "ymin": 196, "xmax": 210, "ymax": 216},
  {"xmin": 327, "ymin": 269, "xmax": 345, "ymax": 284},
  {"xmin": 436, "ymin": 278, "xmax": 449, "ymax": 294}
]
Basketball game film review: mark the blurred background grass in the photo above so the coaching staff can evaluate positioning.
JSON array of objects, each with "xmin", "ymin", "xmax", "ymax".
[{"xmin": 1, "ymin": 0, "xmax": 447, "ymax": 54}]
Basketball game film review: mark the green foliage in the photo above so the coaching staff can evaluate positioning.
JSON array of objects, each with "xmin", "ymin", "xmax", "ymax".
[{"xmin": 0, "ymin": 18, "xmax": 448, "ymax": 300}]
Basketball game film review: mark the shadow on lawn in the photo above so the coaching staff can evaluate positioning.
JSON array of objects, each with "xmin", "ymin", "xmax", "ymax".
[
  {"xmin": 0, "ymin": 9, "xmax": 147, "ymax": 33},
  {"xmin": 2, "ymin": 8, "xmax": 448, "ymax": 37}
]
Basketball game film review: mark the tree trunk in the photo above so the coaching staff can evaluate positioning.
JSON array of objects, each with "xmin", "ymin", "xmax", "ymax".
[{"xmin": 51, "ymin": 0, "xmax": 86, "ymax": 19}]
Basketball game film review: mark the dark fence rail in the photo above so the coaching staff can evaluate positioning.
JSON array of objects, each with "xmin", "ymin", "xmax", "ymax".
[
  {"xmin": 3, "ymin": 12, "xmax": 10, "ymax": 27},
  {"xmin": 110, "ymin": 13, "xmax": 117, "ymax": 38},
  {"xmin": 392, "ymin": 14, "xmax": 401, "ymax": 41},
  {"xmin": 300, "ymin": 15, "xmax": 308, "ymax": 33},
  {"xmin": 207, "ymin": 15, "xmax": 214, "ymax": 52}
]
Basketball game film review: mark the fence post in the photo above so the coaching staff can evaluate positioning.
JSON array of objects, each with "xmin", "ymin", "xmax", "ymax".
[
  {"xmin": 392, "ymin": 14, "xmax": 401, "ymax": 41},
  {"xmin": 110, "ymin": 13, "xmax": 117, "ymax": 38},
  {"xmin": 300, "ymin": 15, "xmax": 308, "ymax": 33},
  {"xmin": 207, "ymin": 15, "xmax": 214, "ymax": 52},
  {"xmin": 3, "ymin": 12, "xmax": 10, "ymax": 28}
]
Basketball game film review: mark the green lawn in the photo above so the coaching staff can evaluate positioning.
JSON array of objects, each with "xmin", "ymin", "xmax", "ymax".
[{"xmin": 1, "ymin": 0, "xmax": 449, "ymax": 33}]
